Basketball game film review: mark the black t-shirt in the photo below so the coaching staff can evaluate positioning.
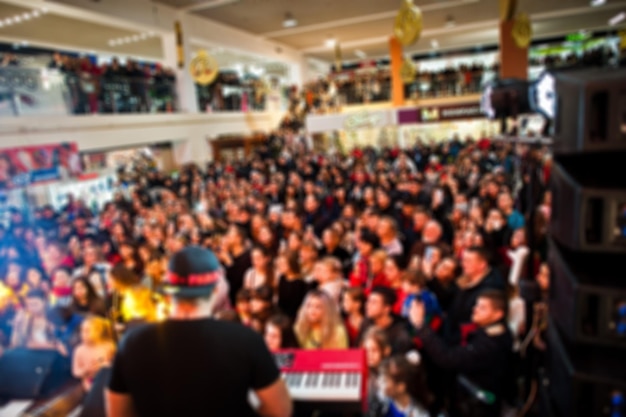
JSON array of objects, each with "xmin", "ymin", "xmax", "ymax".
[{"xmin": 108, "ymin": 318, "xmax": 280, "ymax": 417}]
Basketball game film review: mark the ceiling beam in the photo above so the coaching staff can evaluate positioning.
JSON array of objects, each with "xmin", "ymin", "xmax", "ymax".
[
  {"xmin": 181, "ymin": 0, "xmax": 240, "ymax": 13},
  {"xmin": 261, "ymin": 0, "xmax": 480, "ymax": 39}
]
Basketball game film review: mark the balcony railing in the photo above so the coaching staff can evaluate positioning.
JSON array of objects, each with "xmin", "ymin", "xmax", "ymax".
[{"xmin": 0, "ymin": 67, "xmax": 177, "ymax": 117}]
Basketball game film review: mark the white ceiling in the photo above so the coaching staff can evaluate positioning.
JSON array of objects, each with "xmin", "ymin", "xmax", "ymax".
[
  {"xmin": 156, "ymin": 0, "xmax": 626, "ymax": 61},
  {"xmin": 0, "ymin": 0, "xmax": 623, "ymax": 66},
  {"xmin": 0, "ymin": 2, "xmax": 163, "ymax": 60}
]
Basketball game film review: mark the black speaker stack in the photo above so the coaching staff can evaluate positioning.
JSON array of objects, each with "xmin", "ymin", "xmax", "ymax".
[{"xmin": 546, "ymin": 68, "xmax": 626, "ymax": 417}]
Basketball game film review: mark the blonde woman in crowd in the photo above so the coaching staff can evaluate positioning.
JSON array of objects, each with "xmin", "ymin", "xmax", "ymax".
[{"xmin": 294, "ymin": 290, "xmax": 348, "ymax": 349}]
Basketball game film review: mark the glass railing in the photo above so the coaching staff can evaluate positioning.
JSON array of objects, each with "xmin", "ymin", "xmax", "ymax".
[
  {"xmin": 196, "ymin": 83, "xmax": 268, "ymax": 112},
  {"xmin": 0, "ymin": 67, "xmax": 177, "ymax": 117}
]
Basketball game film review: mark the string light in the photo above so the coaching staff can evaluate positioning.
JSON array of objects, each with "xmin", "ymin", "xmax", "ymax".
[
  {"xmin": 108, "ymin": 31, "xmax": 158, "ymax": 47},
  {"xmin": 0, "ymin": 8, "xmax": 46, "ymax": 30}
]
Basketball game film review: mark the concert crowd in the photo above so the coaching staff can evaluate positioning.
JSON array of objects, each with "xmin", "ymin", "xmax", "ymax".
[{"xmin": 0, "ymin": 129, "xmax": 553, "ymax": 417}]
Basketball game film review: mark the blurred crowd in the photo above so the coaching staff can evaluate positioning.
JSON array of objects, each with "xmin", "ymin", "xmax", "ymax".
[
  {"xmin": 0, "ymin": 127, "xmax": 554, "ymax": 416},
  {"xmin": 300, "ymin": 63, "xmax": 491, "ymax": 115},
  {"xmin": 47, "ymin": 52, "xmax": 177, "ymax": 114},
  {"xmin": 0, "ymin": 50, "xmax": 177, "ymax": 114}
]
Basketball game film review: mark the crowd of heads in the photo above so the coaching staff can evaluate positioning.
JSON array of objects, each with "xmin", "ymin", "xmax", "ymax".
[
  {"xmin": 300, "ymin": 63, "xmax": 491, "ymax": 115},
  {"xmin": 0, "ymin": 130, "xmax": 554, "ymax": 414}
]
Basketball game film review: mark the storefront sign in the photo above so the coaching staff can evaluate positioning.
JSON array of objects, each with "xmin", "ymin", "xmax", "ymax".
[
  {"xmin": 418, "ymin": 102, "xmax": 484, "ymax": 123},
  {"xmin": 344, "ymin": 111, "xmax": 383, "ymax": 130},
  {"xmin": 307, "ymin": 109, "xmax": 396, "ymax": 133},
  {"xmin": 0, "ymin": 142, "xmax": 81, "ymax": 190}
]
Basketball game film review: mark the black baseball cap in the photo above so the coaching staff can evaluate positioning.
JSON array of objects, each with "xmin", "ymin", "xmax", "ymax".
[{"xmin": 161, "ymin": 246, "xmax": 222, "ymax": 298}]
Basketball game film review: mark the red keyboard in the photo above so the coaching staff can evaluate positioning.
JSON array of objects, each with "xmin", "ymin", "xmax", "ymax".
[{"xmin": 275, "ymin": 349, "xmax": 367, "ymax": 412}]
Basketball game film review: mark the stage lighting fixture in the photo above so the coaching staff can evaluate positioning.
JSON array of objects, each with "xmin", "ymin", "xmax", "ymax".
[{"xmin": 530, "ymin": 71, "xmax": 556, "ymax": 119}]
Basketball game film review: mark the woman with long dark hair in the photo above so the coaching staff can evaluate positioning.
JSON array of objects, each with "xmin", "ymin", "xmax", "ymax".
[{"xmin": 71, "ymin": 277, "xmax": 106, "ymax": 316}]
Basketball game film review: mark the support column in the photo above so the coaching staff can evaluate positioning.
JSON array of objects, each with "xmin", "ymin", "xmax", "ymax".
[
  {"xmin": 162, "ymin": 16, "xmax": 199, "ymax": 113},
  {"xmin": 390, "ymin": 36, "xmax": 405, "ymax": 107},
  {"xmin": 499, "ymin": 20, "xmax": 528, "ymax": 80}
]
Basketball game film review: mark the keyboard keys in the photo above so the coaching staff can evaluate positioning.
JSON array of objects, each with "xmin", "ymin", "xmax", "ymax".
[{"xmin": 283, "ymin": 372, "xmax": 362, "ymax": 401}]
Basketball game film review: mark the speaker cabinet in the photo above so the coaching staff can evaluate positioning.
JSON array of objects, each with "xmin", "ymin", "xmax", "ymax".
[
  {"xmin": 550, "ymin": 160, "xmax": 626, "ymax": 253},
  {"xmin": 554, "ymin": 68, "xmax": 626, "ymax": 154},
  {"xmin": 549, "ymin": 239, "xmax": 626, "ymax": 348},
  {"xmin": 546, "ymin": 321, "xmax": 626, "ymax": 417},
  {"xmin": 0, "ymin": 349, "xmax": 71, "ymax": 399}
]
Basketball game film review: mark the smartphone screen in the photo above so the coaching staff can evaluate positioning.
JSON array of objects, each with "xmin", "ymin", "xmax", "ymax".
[{"xmin": 425, "ymin": 246, "xmax": 434, "ymax": 263}]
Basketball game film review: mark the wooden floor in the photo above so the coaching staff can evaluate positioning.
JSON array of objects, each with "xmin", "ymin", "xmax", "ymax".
[{"xmin": 0, "ymin": 400, "xmax": 83, "ymax": 417}]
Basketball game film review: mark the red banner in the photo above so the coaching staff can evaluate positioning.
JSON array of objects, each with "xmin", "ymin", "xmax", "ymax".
[{"xmin": 0, "ymin": 142, "xmax": 82, "ymax": 190}]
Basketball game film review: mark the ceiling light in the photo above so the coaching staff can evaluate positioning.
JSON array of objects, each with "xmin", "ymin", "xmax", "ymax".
[
  {"xmin": 591, "ymin": 0, "xmax": 606, "ymax": 6},
  {"xmin": 325, "ymin": 38, "xmax": 337, "ymax": 48},
  {"xmin": 14, "ymin": 16, "xmax": 21, "ymax": 23},
  {"xmin": 124, "ymin": 36, "xmax": 132, "ymax": 43},
  {"xmin": 283, "ymin": 12, "xmax": 298, "ymax": 28},
  {"xmin": 41, "ymin": 7, "xmax": 49, "ymax": 14},
  {"xmin": 22, "ymin": 13, "xmax": 31, "ymax": 20},
  {"xmin": 431, "ymin": 39, "xmax": 439, "ymax": 49},
  {"xmin": 132, "ymin": 35, "xmax": 140, "ymax": 41},
  {"xmin": 108, "ymin": 40, "xmax": 117, "ymax": 46},
  {"xmin": 355, "ymin": 49, "xmax": 367, "ymax": 59},
  {"xmin": 445, "ymin": 15, "xmax": 456, "ymax": 27},
  {"xmin": 609, "ymin": 12, "xmax": 626, "ymax": 26},
  {"xmin": 0, "ymin": 21, "xmax": 3, "ymax": 28},
  {"xmin": 5, "ymin": 18, "xmax": 14, "ymax": 25},
  {"xmin": 140, "ymin": 33, "xmax": 148, "ymax": 39},
  {"xmin": 32, "ymin": 10, "xmax": 40, "ymax": 18}
]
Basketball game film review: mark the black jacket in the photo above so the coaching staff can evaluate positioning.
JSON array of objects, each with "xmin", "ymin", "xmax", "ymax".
[
  {"xmin": 443, "ymin": 268, "xmax": 505, "ymax": 345},
  {"xmin": 417, "ymin": 321, "xmax": 513, "ymax": 399}
]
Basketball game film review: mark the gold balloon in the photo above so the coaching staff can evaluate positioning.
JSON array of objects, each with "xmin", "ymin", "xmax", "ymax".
[
  {"xmin": 512, "ymin": 13, "xmax": 532, "ymax": 48},
  {"xmin": 394, "ymin": 0, "xmax": 423, "ymax": 47},
  {"xmin": 189, "ymin": 50, "xmax": 219, "ymax": 86},
  {"xmin": 500, "ymin": 0, "xmax": 517, "ymax": 22},
  {"xmin": 401, "ymin": 58, "xmax": 416, "ymax": 84}
]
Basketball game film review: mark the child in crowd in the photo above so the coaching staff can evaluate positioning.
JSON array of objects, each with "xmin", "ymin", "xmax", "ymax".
[
  {"xmin": 50, "ymin": 267, "xmax": 74, "ymax": 308},
  {"xmin": 313, "ymin": 257, "xmax": 345, "ymax": 304},
  {"xmin": 72, "ymin": 316, "xmax": 116, "ymax": 391},
  {"xmin": 342, "ymin": 286, "xmax": 366, "ymax": 348},
  {"xmin": 375, "ymin": 354, "xmax": 431, "ymax": 417},
  {"xmin": 264, "ymin": 314, "xmax": 299, "ymax": 352},
  {"xmin": 235, "ymin": 288, "xmax": 252, "ymax": 326},
  {"xmin": 362, "ymin": 328, "xmax": 392, "ymax": 415},
  {"xmin": 26, "ymin": 267, "xmax": 49, "ymax": 292},
  {"xmin": 400, "ymin": 270, "xmax": 441, "ymax": 322},
  {"xmin": 1, "ymin": 267, "xmax": 27, "ymax": 309},
  {"xmin": 368, "ymin": 250, "xmax": 389, "ymax": 289},
  {"xmin": 249, "ymin": 285, "xmax": 277, "ymax": 333}
]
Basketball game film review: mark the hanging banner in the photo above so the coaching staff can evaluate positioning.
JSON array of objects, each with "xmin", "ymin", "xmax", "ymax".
[{"xmin": 0, "ymin": 142, "xmax": 82, "ymax": 190}]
